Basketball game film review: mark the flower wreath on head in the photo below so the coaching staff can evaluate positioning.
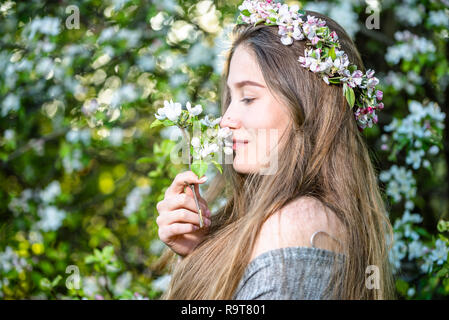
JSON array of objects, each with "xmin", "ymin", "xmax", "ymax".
[{"xmin": 236, "ymin": 0, "xmax": 384, "ymax": 131}]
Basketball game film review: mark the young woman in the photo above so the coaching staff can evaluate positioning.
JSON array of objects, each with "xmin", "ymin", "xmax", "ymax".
[{"xmin": 152, "ymin": 6, "xmax": 396, "ymax": 300}]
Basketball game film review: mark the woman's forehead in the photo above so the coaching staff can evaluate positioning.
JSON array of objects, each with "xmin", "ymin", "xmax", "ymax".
[{"xmin": 228, "ymin": 46, "xmax": 265, "ymax": 88}]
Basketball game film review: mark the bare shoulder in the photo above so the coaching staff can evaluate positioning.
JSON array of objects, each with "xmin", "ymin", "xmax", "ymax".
[{"xmin": 250, "ymin": 196, "xmax": 347, "ymax": 262}]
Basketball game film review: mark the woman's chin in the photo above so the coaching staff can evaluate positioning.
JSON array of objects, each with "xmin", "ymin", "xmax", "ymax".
[{"xmin": 232, "ymin": 157, "xmax": 259, "ymax": 174}]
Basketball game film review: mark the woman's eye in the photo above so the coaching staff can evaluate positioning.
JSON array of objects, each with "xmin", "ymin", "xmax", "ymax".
[{"xmin": 241, "ymin": 98, "xmax": 255, "ymax": 105}]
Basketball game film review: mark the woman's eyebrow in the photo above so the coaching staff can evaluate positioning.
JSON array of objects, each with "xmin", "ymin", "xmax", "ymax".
[{"xmin": 227, "ymin": 80, "xmax": 266, "ymax": 89}]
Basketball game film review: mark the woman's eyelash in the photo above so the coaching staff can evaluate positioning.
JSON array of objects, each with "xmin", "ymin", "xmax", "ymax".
[{"xmin": 241, "ymin": 98, "xmax": 255, "ymax": 105}]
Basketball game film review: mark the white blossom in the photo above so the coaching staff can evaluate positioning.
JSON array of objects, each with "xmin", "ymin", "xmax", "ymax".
[
  {"xmin": 186, "ymin": 101, "xmax": 202, "ymax": 116},
  {"xmin": 155, "ymin": 100, "xmax": 182, "ymax": 122},
  {"xmin": 123, "ymin": 185, "xmax": 151, "ymax": 217},
  {"xmin": 39, "ymin": 181, "xmax": 61, "ymax": 204},
  {"xmin": 430, "ymin": 239, "xmax": 449, "ymax": 265},
  {"xmin": 152, "ymin": 274, "xmax": 172, "ymax": 292},
  {"xmin": 36, "ymin": 205, "xmax": 67, "ymax": 232}
]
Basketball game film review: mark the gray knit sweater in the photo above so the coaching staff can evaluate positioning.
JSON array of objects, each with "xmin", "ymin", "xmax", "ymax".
[{"xmin": 232, "ymin": 246, "xmax": 346, "ymax": 300}]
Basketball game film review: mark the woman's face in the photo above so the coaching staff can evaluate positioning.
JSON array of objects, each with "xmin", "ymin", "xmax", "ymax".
[{"xmin": 220, "ymin": 45, "xmax": 291, "ymax": 175}]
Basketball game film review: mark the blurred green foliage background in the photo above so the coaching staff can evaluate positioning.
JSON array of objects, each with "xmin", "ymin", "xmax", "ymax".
[{"xmin": 0, "ymin": 0, "xmax": 448, "ymax": 299}]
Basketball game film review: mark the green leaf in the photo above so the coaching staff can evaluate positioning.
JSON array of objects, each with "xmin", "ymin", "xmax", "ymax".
[
  {"xmin": 395, "ymin": 279, "xmax": 409, "ymax": 296},
  {"xmin": 329, "ymin": 46, "xmax": 336, "ymax": 60},
  {"xmin": 85, "ymin": 255, "xmax": 96, "ymax": 264},
  {"xmin": 211, "ymin": 160, "xmax": 223, "ymax": 174},
  {"xmin": 436, "ymin": 267, "xmax": 448, "ymax": 278},
  {"xmin": 241, "ymin": 9, "xmax": 251, "ymax": 17},
  {"xmin": 150, "ymin": 119, "xmax": 163, "ymax": 128},
  {"xmin": 343, "ymin": 83, "xmax": 355, "ymax": 108},
  {"xmin": 191, "ymin": 160, "xmax": 208, "ymax": 179},
  {"xmin": 51, "ymin": 275, "xmax": 62, "ymax": 287},
  {"xmin": 437, "ymin": 220, "xmax": 449, "ymax": 232},
  {"xmin": 136, "ymin": 157, "xmax": 152, "ymax": 164},
  {"xmin": 348, "ymin": 64, "xmax": 357, "ymax": 73}
]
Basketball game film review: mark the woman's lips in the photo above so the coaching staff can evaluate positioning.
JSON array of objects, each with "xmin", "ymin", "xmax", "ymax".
[{"xmin": 232, "ymin": 140, "xmax": 248, "ymax": 150}]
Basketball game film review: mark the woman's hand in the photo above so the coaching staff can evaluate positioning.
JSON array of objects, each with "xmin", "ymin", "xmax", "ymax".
[{"xmin": 156, "ymin": 171, "xmax": 211, "ymax": 258}]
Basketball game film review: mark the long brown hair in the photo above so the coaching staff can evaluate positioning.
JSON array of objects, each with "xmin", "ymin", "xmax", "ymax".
[{"xmin": 152, "ymin": 10, "xmax": 396, "ymax": 300}]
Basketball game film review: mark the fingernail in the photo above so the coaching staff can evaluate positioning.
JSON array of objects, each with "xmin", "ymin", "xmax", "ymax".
[
  {"xmin": 207, "ymin": 209, "xmax": 211, "ymax": 216},
  {"xmin": 205, "ymin": 218, "xmax": 211, "ymax": 226},
  {"xmin": 199, "ymin": 176, "xmax": 207, "ymax": 182}
]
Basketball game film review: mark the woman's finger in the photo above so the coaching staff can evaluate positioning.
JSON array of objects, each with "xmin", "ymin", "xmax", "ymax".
[
  {"xmin": 158, "ymin": 194, "xmax": 210, "ymax": 217},
  {"xmin": 158, "ymin": 208, "xmax": 208, "ymax": 227},
  {"xmin": 165, "ymin": 171, "xmax": 207, "ymax": 197},
  {"xmin": 160, "ymin": 223, "xmax": 200, "ymax": 239}
]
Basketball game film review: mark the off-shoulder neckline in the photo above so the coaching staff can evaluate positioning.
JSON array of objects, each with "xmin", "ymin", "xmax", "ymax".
[{"xmin": 246, "ymin": 245, "xmax": 346, "ymax": 271}]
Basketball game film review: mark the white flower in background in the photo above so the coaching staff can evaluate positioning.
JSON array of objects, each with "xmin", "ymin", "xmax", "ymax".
[
  {"xmin": 123, "ymin": 185, "xmax": 151, "ymax": 217},
  {"xmin": 394, "ymin": 4, "xmax": 424, "ymax": 26},
  {"xmin": 430, "ymin": 239, "xmax": 449, "ymax": 265},
  {"xmin": 66, "ymin": 128, "xmax": 91, "ymax": 145},
  {"xmin": 0, "ymin": 246, "xmax": 29, "ymax": 273},
  {"xmin": 200, "ymin": 115, "xmax": 221, "ymax": 127},
  {"xmin": 137, "ymin": 54, "xmax": 156, "ymax": 71},
  {"xmin": 428, "ymin": 145, "xmax": 439, "ymax": 155},
  {"xmin": 98, "ymin": 27, "xmax": 116, "ymax": 43},
  {"xmin": 112, "ymin": 0, "xmax": 131, "ymax": 10},
  {"xmin": 160, "ymin": 125, "xmax": 182, "ymax": 141},
  {"xmin": 384, "ymin": 71, "xmax": 423, "ymax": 95},
  {"xmin": 110, "ymin": 84, "xmax": 138, "ymax": 108},
  {"xmin": 29, "ymin": 231, "xmax": 44, "ymax": 244},
  {"xmin": 169, "ymin": 73, "xmax": 188, "ymax": 87},
  {"xmin": 400, "ymin": 210, "xmax": 423, "ymax": 224},
  {"xmin": 1, "ymin": 93, "xmax": 20, "ymax": 117},
  {"xmin": 98, "ymin": 27, "xmax": 141, "ymax": 48},
  {"xmin": 403, "ymin": 224, "xmax": 420, "ymax": 240},
  {"xmin": 113, "ymin": 272, "xmax": 132, "ymax": 296},
  {"xmin": 108, "ymin": 127, "xmax": 124, "ymax": 146},
  {"xmin": 0, "ymin": 1, "xmax": 15, "ymax": 16},
  {"xmin": 8, "ymin": 189, "xmax": 34, "ymax": 214},
  {"xmin": 389, "ymin": 237, "xmax": 407, "ymax": 271},
  {"xmin": 35, "ymin": 57, "xmax": 54, "ymax": 77},
  {"xmin": 191, "ymin": 137, "xmax": 201, "ymax": 149},
  {"xmin": 186, "ymin": 41, "xmax": 214, "ymax": 68},
  {"xmin": 39, "ymin": 181, "xmax": 61, "ymax": 204},
  {"xmin": 152, "ymin": 274, "xmax": 172, "ymax": 292},
  {"xmin": 420, "ymin": 256, "xmax": 434, "ymax": 273},
  {"xmin": 155, "ymin": 100, "xmax": 182, "ymax": 122},
  {"xmin": 303, "ymin": 1, "xmax": 359, "ymax": 39},
  {"xmin": 199, "ymin": 142, "xmax": 219, "ymax": 159},
  {"xmin": 149, "ymin": 239, "xmax": 166, "ymax": 256},
  {"xmin": 36, "ymin": 205, "xmax": 67, "ymax": 232},
  {"xmin": 408, "ymin": 240, "xmax": 428, "ymax": 260},
  {"xmin": 428, "ymin": 10, "xmax": 449, "ymax": 27},
  {"xmin": 380, "ymin": 165, "xmax": 416, "ymax": 203},
  {"xmin": 186, "ymin": 101, "xmax": 202, "ymax": 116},
  {"xmin": 3, "ymin": 129, "xmax": 15, "ymax": 141},
  {"xmin": 62, "ymin": 148, "xmax": 84, "ymax": 174},
  {"xmin": 217, "ymin": 127, "xmax": 232, "ymax": 139},
  {"xmin": 407, "ymin": 287, "xmax": 416, "ymax": 297},
  {"xmin": 386, "ymin": 31, "xmax": 436, "ymax": 65},
  {"xmin": 82, "ymin": 276, "xmax": 100, "ymax": 298},
  {"xmin": 24, "ymin": 16, "xmax": 61, "ymax": 39},
  {"xmin": 223, "ymin": 146, "xmax": 233, "ymax": 155},
  {"xmin": 217, "ymin": 127, "xmax": 233, "ymax": 155},
  {"xmin": 406, "ymin": 149, "xmax": 425, "ymax": 170},
  {"xmin": 81, "ymin": 99, "xmax": 99, "ymax": 116}
]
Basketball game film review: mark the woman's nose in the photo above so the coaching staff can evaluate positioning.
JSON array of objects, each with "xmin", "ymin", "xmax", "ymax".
[{"xmin": 220, "ymin": 113, "xmax": 240, "ymax": 129}]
